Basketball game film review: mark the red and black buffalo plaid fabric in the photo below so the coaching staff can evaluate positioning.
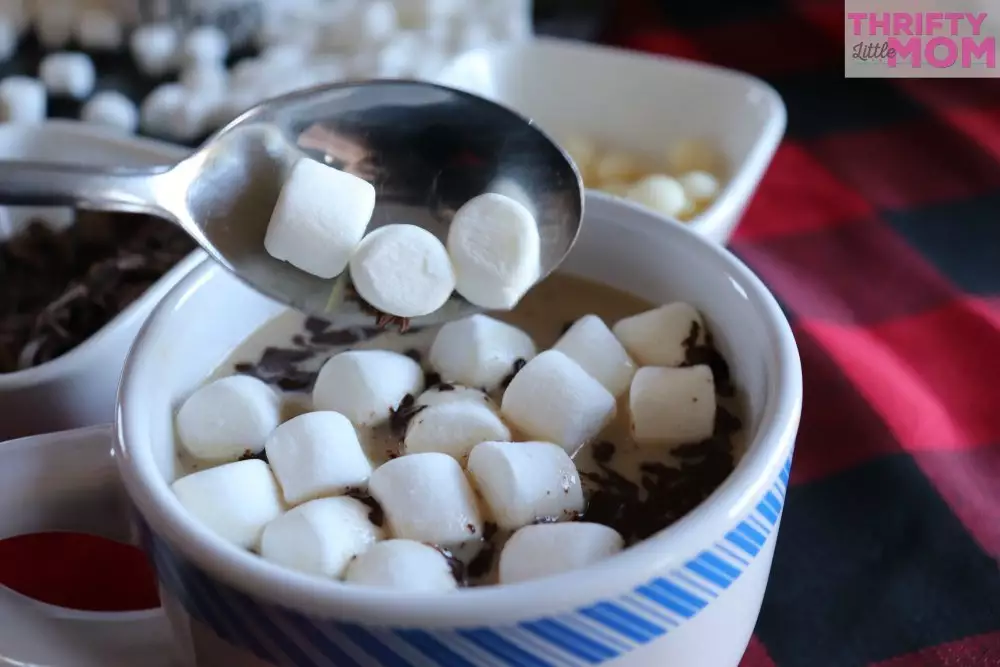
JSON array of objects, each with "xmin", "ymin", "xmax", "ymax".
[{"xmin": 602, "ymin": 0, "xmax": 1000, "ymax": 665}]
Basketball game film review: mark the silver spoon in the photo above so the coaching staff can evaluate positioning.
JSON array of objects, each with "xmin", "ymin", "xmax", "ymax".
[{"xmin": 0, "ymin": 80, "xmax": 583, "ymax": 331}]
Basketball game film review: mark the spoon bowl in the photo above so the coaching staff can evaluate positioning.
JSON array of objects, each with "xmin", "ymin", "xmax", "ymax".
[{"xmin": 0, "ymin": 80, "xmax": 584, "ymax": 329}]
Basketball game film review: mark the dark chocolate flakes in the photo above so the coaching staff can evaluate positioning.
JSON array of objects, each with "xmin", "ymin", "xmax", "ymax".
[{"xmin": 0, "ymin": 212, "xmax": 195, "ymax": 373}]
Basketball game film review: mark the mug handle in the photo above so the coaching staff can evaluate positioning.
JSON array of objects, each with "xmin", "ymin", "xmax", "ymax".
[{"xmin": 0, "ymin": 425, "xmax": 177, "ymax": 667}]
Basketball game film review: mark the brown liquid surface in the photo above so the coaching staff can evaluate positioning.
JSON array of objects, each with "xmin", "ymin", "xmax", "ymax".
[{"xmin": 182, "ymin": 273, "xmax": 745, "ymax": 585}]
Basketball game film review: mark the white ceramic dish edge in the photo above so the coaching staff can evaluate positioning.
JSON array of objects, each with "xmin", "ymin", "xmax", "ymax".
[
  {"xmin": 0, "ymin": 121, "xmax": 205, "ymax": 441},
  {"xmin": 435, "ymin": 37, "xmax": 787, "ymax": 245}
]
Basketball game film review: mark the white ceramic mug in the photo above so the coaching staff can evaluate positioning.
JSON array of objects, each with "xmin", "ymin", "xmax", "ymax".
[{"xmin": 2, "ymin": 195, "xmax": 802, "ymax": 666}]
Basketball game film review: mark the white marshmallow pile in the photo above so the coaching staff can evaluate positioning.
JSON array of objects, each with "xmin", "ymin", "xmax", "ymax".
[
  {"xmin": 498, "ymin": 522, "xmax": 625, "ymax": 585},
  {"xmin": 0, "ymin": 0, "xmax": 532, "ymax": 137},
  {"xmin": 264, "ymin": 158, "xmax": 376, "ymax": 279},
  {"xmin": 560, "ymin": 135, "xmax": 725, "ymax": 222},
  {"xmin": 170, "ymin": 298, "xmax": 729, "ymax": 590}
]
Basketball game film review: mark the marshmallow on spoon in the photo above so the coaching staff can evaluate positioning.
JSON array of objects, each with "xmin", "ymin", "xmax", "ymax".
[
  {"xmin": 260, "ymin": 496, "xmax": 383, "ymax": 578},
  {"xmin": 612, "ymin": 302, "xmax": 706, "ymax": 367},
  {"xmin": 0, "ymin": 76, "xmax": 46, "ymax": 122},
  {"xmin": 447, "ymin": 193, "xmax": 541, "ymax": 310},
  {"xmin": 345, "ymin": 539, "xmax": 458, "ymax": 592},
  {"xmin": 630, "ymin": 365, "xmax": 716, "ymax": 447},
  {"xmin": 349, "ymin": 224, "xmax": 456, "ymax": 318},
  {"xmin": 501, "ymin": 350, "xmax": 616, "ymax": 455},
  {"xmin": 266, "ymin": 411, "xmax": 373, "ymax": 506},
  {"xmin": 368, "ymin": 452, "xmax": 484, "ymax": 560},
  {"xmin": 176, "ymin": 375, "xmax": 281, "ymax": 462},
  {"xmin": 264, "ymin": 158, "xmax": 375, "ymax": 279},
  {"xmin": 312, "ymin": 350, "xmax": 424, "ymax": 427},
  {"xmin": 81, "ymin": 91, "xmax": 139, "ymax": 134},
  {"xmin": 75, "ymin": 8, "xmax": 123, "ymax": 50},
  {"xmin": 468, "ymin": 441, "xmax": 585, "ymax": 531},
  {"xmin": 404, "ymin": 400, "xmax": 511, "ymax": 462},
  {"xmin": 130, "ymin": 23, "xmax": 181, "ymax": 77},
  {"xmin": 554, "ymin": 315, "xmax": 636, "ymax": 397},
  {"xmin": 172, "ymin": 459, "xmax": 284, "ymax": 550},
  {"xmin": 428, "ymin": 314, "xmax": 536, "ymax": 391},
  {"xmin": 498, "ymin": 522, "xmax": 624, "ymax": 585},
  {"xmin": 39, "ymin": 52, "xmax": 96, "ymax": 100}
]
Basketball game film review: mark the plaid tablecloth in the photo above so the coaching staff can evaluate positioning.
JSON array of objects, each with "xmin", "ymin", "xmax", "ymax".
[
  {"xmin": 605, "ymin": 1, "xmax": 1000, "ymax": 665},
  {"xmin": 1, "ymin": 2, "xmax": 998, "ymax": 666}
]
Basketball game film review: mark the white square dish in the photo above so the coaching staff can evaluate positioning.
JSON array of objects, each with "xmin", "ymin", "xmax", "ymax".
[
  {"xmin": 0, "ymin": 121, "xmax": 204, "ymax": 442},
  {"xmin": 435, "ymin": 37, "xmax": 787, "ymax": 245}
]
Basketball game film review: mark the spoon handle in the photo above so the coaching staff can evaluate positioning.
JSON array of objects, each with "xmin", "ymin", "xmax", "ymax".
[{"xmin": 0, "ymin": 160, "xmax": 174, "ymax": 217}]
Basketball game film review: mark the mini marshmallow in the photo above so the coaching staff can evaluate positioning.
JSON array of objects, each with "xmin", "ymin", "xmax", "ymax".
[
  {"xmin": 468, "ymin": 441, "xmax": 584, "ymax": 531},
  {"xmin": 176, "ymin": 375, "xmax": 281, "ymax": 462},
  {"xmin": 626, "ymin": 174, "xmax": 689, "ymax": 218},
  {"xmin": 501, "ymin": 350, "xmax": 616, "ymax": 455},
  {"xmin": 678, "ymin": 170, "xmax": 720, "ymax": 203},
  {"xmin": 344, "ymin": 539, "xmax": 458, "ymax": 592},
  {"xmin": 594, "ymin": 151, "xmax": 645, "ymax": 185},
  {"xmin": 349, "ymin": 224, "xmax": 456, "ymax": 318},
  {"xmin": 428, "ymin": 314, "xmax": 536, "ymax": 391},
  {"xmin": 264, "ymin": 158, "xmax": 375, "ymax": 279},
  {"xmin": 554, "ymin": 315, "xmax": 636, "ymax": 397},
  {"xmin": 0, "ymin": 76, "xmax": 45, "ymax": 122},
  {"xmin": 404, "ymin": 400, "xmax": 511, "ymax": 461},
  {"xmin": 629, "ymin": 365, "xmax": 716, "ymax": 447},
  {"xmin": 368, "ymin": 452, "xmax": 484, "ymax": 560},
  {"xmin": 455, "ymin": 21, "xmax": 494, "ymax": 53},
  {"xmin": 374, "ymin": 31, "xmax": 422, "ymax": 77},
  {"xmin": 498, "ymin": 522, "xmax": 624, "ymax": 585},
  {"xmin": 140, "ymin": 83, "xmax": 201, "ymax": 140},
  {"xmin": 266, "ymin": 411, "xmax": 373, "ymax": 506},
  {"xmin": 39, "ymin": 52, "xmax": 96, "ymax": 100},
  {"xmin": 447, "ymin": 193, "xmax": 541, "ymax": 310},
  {"xmin": 352, "ymin": 0, "xmax": 398, "ymax": 44},
  {"xmin": 172, "ymin": 459, "xmax": 284, "ymax": 550},
  {"xmin": 131, "ymin": 23, "xmax": 181, "ymax": 77},
  {"xmin": 180, "ymin": 63, "xmax": 228, "ymax": 98},
  {"xmin": 80, "ymin": 90, "xmax": 138, "ymax": 134},
  {"xmin": 612, "ymin": 302, "xmax": 706, "ymax": 367},
  {"xmin": 260, "ymin": 496, "xmax": 383, "ymax": 578},
  {"xmin": 416, "ymin": 384, "xmax": 492, "ymax": 409},
  {"xmin": 312, "ymin": 350, "xmax": 424, "ymax": 427},
  {"xmin": 34, "ymin": 4, "xmax": 74, "ymax": 49},
  {"xmin": 183, "ymin": 24, "xmax": 229, "ymax": 67},
  {"xmin": 75, "ymin": 8, "xmax": 123, "ymax": 50},
  {"xmin": 0, "ymin": 17, "xmax": 16, "ymax": 62},
  {"xmin": 668, "ymin": 138, "xmax": 720, "ymax": 174}
]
